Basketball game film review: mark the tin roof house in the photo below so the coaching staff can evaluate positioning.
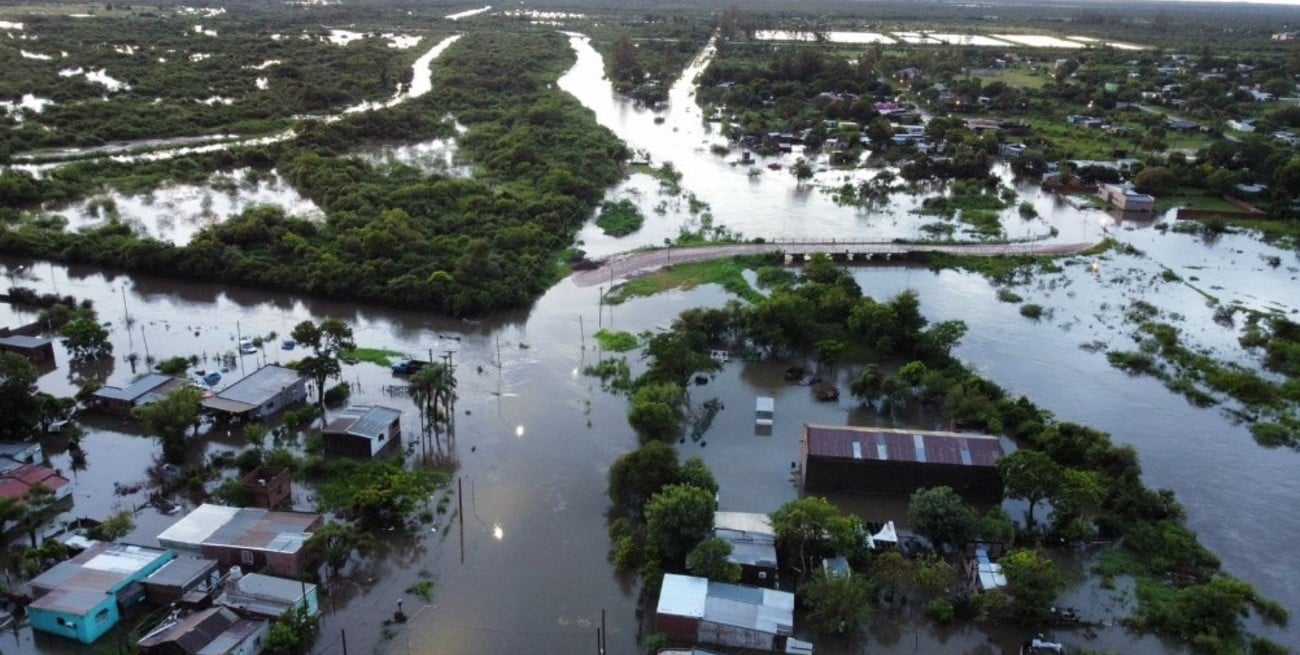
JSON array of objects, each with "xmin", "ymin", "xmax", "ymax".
[
  {"xmin": 321, "ymin": 405, "xmax": 402, "ymax": 460},
  {"xmin": 0, "ymin": 334, "xmax": 55, "ymax": 365},
  {"xmin": 157, "ymin": 504, "xmax": 323, "ymax": 578},
  {"xmin": 143, "ymin": 557, "xmax": 222, "ymax": 608},
  {"xmin": 656, "ymin": 574, "xmax": 804, "ymax": 652},
  {"xmin": 215, "ymin": 571, "xmax": 319, "ymax": 621},
  {"xmin": 137, "ymin": 606, "xmax": 269, "ymax": 655},
  {"xmin": 92, "ymin": 374, "xmax": 187, "ymax": 416},
  {"xmin": 26, "ymin": 542, "xmax": 175, "ymax": 643},
  {"xmin": 713, "ymin": 512, "xmax": 779, "ymax": 588},
  {"xmin": 201, "ymin": 365, "xmax": 306, "ymax": 422},
  {"xmin": 800, "ymin": 425, "xmax": 1004, "ymax": 502}
]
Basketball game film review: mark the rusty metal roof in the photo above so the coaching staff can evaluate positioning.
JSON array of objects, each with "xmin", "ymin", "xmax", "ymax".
[{"xmin": 805, "ymin": 425, "xmax": 1002, "ymax": 468}]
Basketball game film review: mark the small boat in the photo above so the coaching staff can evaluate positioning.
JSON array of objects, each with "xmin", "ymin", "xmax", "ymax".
[
  {"xmin": 282, "ymin": 339, "xmax": 295, "ymax": 350},
  {"xmin": 767, "ymin": 162, "xmax": 782, "ymax": 170}
]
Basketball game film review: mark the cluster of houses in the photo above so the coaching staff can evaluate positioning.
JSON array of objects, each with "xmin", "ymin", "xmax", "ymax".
[
  {"xmin": 23, "ymin": 502, "xmax": 322, "ymax": 652},
  {"xmin": 655, "ymin": 423, "xmax": 1010, "ymax": 653}
]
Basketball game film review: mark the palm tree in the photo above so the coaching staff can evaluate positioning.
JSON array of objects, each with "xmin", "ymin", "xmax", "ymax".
[{"xmin": 412, "ymin": 362, "xmax": 457, "ymax": 453}]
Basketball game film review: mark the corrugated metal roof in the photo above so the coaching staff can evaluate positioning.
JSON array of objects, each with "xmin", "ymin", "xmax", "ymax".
[
  {"xmin": 159, "ymin": 504, "xmax": 318, "ymax": 554},
  {"xmin": 157, "ymin": 504, "xmax": 241, "ymax": 548},
  {"xmin": 714, "ymin": 529, "xmax": 777, "ymax": 568},
  {"xmin": 28, "ymin": 542, "xmax": 171, "ymax": 614},
  {"xmin": 713, "ymin": 512, "xmax": 774, "ymax": 536},
  {"xmin": 805, "ymin": 424, "xmax": 1003, "ymax": 468},
  {"xmin": 658, "ymin": 574, "xmax": 707, "ymax": 619},
  {"xmin": 703, "ymin": 582, "xmax": 794, "ymax": 636},
  {"xmin": 0, "ymin": 335, "xmax": 50, "ymax": 348},
  {"xmin": 145, "ymin": 557, "xmax": 218, "ymax": 588},
  {"xmin": 94, "ymin": 374, "xmax": 181, "ymax": 402},
  {"xmin": 325, "ymin": 405, "xmax": 400, "ymax": 440},
  {"xmin": 212, "ymin": 365, "xmax": 303, "ymax": 407}
]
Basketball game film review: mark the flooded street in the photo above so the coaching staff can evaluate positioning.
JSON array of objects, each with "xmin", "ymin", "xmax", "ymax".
[{"xmin": 2, "ymin": 29, "xmax": 1299, "ymax": 655}]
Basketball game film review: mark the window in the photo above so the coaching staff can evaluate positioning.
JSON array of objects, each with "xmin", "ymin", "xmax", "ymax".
[
  {"xmin": 56, "ymin": 617, "xmax": 67, "ymax": 627},
  {"xmin": 241, "ymin": 550, "xmax": 255, "ymax": 565},
  {"xmin": 95, "ymin": 608, "xmax": 110, "ymax": 624}
]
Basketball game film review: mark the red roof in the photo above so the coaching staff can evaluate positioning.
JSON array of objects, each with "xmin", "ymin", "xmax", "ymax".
[
  {"xmin": 0, "ymin": 464, "xmax": 71, "ymax": 501},
  {"xmin": 804, "ymin": 425, "xmax": 1002, "ymax": 468}
]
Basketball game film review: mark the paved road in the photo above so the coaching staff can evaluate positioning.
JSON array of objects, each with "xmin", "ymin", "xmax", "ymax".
[{"xmin": 571, "ymin": 239, "xmax": 1103, "ymax": 287}]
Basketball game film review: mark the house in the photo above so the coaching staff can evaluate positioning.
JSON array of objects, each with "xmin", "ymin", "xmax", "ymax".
[
  {"xmin": 157, "ymin": 504, "xmax": 323, "ymax": 578},
  {"xmin": 800, "ymin": 425, "xmax": 1004, "ymax": 502},
  {"xmin": 215, "ymin": 571, "xmax": 319, "ymax": 621},
  {"xmin": 1098, "ymin": 183, "xmax": 1156, "ymax": 212},
  {"xmin": 655, "ymin": 574, "xmax": 797, "ymax": 652},
  {"xmin": 0, "ymin": 334, "xmax": 55, "ymax": 365},
  {"xmin": 321, "ymin": 406, "xmax": 402, "ymax": 460},
  {"xmin": 0, "ymin": 463, "xmax": 73, "ymax": 504},
  {"xmin": 713, "ymin": 512, "xmax": 778, "ymax": 587},
  {"xmin": 0, "ymin": 441, "xmax": 43, "ymax": 472},
  {"xmin": 92, "ymin": 373, "xmax": 187, "ymax": 416},
  {"xmin": 201, "ymin": 365, "xmax": 306, "ymax": 422},
  {"xmin": 27, "ymin": 542, "xmax": 175, "ymax": 644},
  {"xmin": 241, "ymin": 466, "xmax": 292, "ymax": 509},
  {"xmin": 143, "ymin": 557, "xmax": 222, "ymax": 608},
  {"xmin": 137, "ymin": 607, "xmax": 269, "ymax": 655}
]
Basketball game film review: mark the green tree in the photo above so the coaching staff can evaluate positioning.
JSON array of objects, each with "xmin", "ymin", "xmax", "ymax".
[
  {"xmin": 627, "ymin": 381, "xmax": 684, "ymax": 442},
  {"xmin": 1133, "ymin": 166, "xmax": 1177, "ymax": 195},
  {"xmin": 305, "ymin": 521, "xmax": 374, "ymax": 574},
  {"xmin": 770, "ymin": 496, "xmax": 855, "ymax": 577},
  {"xmin": 870, "ymin": 550, "xmax": 913, "ymax": 608},
  {"xmin": 0, "ymin": 352, "xmax": 42, "ymax": 441},
  {"xmin": 291, "ymin": 319, "xmax": 355, "ymax": 424},
  {"xmin": 677, "ymin": 457, "xmax": 718, "ymax": 495},
  {"xmin": 998, "ymin": 449, "xmax": 1062, "ymax": 528},
  {"xmin": 1001, "ymin": 548, "xmax": 1063, "ymax": 624},
  {"xmin": 60, "ymin": 316, "xmax": 113, "ymax": 360},
  {"xmin": 849, "ymin": 364, "xmax": 884, "ymax": 403},
  {"xmin": 644, "ymin": 483, "xmax": 715, "ymax": 567},
  {"xmin": 608, "ymin": 441, "xmax": 679, "ymax": 517},
  {"xmin": 907, "ymin": 486, "xmax": 976, "ymax": 552},
  {"xmin": 791, "ymin": 158, "xmax": 814, "ymax": 185},
  {"xmin": 687, "ymin": 537, "xmax": 741, "ymax": 582},
  {"xmin": 133, "ymin": 386, "xmax": 203, "ymax": 464},
  {"xmin": 265, "ymin": 604, "xmax": 318, "ymax": 655},
  {"xmin": 87, "ymin": 510, "xmax": 135, "ymax": 541},
  {"xmin": 799, "ymin": 569, "xmax": 875, "ymax": 634}
]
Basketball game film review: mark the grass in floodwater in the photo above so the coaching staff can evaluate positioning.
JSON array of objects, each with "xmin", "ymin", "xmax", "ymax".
[
  {"xmin": 594, "ymin": 329, "xmax": 640, "ymax": 352},
  {"xmin": 342, "ymin": 347, "xmax": 403, "ymax": 367},
  {"xmin": 604, "ymin": 256, "xmax": 764, "ymax": 305}
]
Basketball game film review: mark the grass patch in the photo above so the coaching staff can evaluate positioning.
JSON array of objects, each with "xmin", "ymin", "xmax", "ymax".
[
  {"xmin": 972, "ymin": 67, "xmax": 1046, "ymax": 89},
  {"xmin": 604, "ymin": 256, "xmax": 764, "ymax": 305},
  {"xmin": 996, "ymin": 288, "xmax": 1024, "ymax": 303},
  {"xmin": 595, "ymin": 199, "xmax": 645, "ymax": 237},
  {"xmin": 406, "ymin": 580, "xmax": 435, "ymax": 603},
  {"xmin": 1019, "ymin": 303, "xmax": 1044, "ymax": 320},
  {"xmin": 1155, "ymin": 194, "xmax": 1242, "ymax": 213},
  {"xmin": 341, "ymin": 347, "xmax": 403, "ymax": 367},
  {"xmin": 594, "ymin": 329, "xmax": 640, "ymax": 352}
]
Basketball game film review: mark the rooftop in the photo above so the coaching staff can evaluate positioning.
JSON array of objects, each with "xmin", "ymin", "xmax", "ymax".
[
  {"xmin": 0, "ymin": 334, "xmax": 51, "ymax": 349},
  {"xmin": 144, "ymin": 557, "xmax": 218, "ymax": 589},
  {"xmin": 29, "ymin": 542, "xmax": 172, "ymax": 615},
  {"xmin": 713, "ymin": 512, "xmax": 774, "ymax": 536},
  {"xmin": 804, "ymin": 425, "xmax": 1003, "ymax": 468},
  {"xmin": 210, "ymin": 365, "xmax": 303, "ymax": 408},
  {"xmin": 93, "ymin": 373, "xmax": 184, "ymax": 403},
  {"xmin": 714, "ymin": 529, "xmax": 777, "ymax": 568},
  {"xmin": 658, "ymin": 574, "xmax": 795, "ymax": 637},
  {"xmin": 324, "ymin": 405, "xmax": 401, "ymax": 440},
  {"xmin": 0, "ymin": 464, "xmax": 71, "ymax": 501},
  {"xmin": 138, "ymin": 607, "xmax": 264, "ymax": 654},
  {"xmin": 216, "ymin": 573, "xmax": 316, "ymax": 618},
  {"xmin": 157, "ymin": 504, "xmax": 319, "ymax": 554}
]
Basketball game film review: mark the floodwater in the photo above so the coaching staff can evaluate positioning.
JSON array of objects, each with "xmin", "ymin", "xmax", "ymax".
[{"xmin": 0, "ymin": 28, "xmax": 1297, "ymax": 655}]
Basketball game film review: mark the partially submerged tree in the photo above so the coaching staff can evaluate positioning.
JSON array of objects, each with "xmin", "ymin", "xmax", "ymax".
[
  {"xmin": 687, "ymin": 537, "xmax": 741, "ymax": 583},
  {"xmin": 998, "ymin": 449, "xmax": 1063, "ymax": 528},
  {"xmin": 305, "ymin": 521, "xmax": 374, "ymax": 575},
  {"xmin": 291, "ymin": 319, "xmax": 355, "ymax": 425},
  {"xmin": 133, "ymin": 386, "xmax": 203, "ymax": 464},
  {"xmin": 799, "ymin": 569, "xmax": 875, "ymax": 635},
  {"xmin": 644, "ymin": 483, "xmax": 715, "ymax": 567},
  {"xmin": 770, "ymin": 496, "xmax": 857, "ymax": 578},
  {"xmin": 906, "ymin": 486, "xmax": 976, "ymax": 552}
]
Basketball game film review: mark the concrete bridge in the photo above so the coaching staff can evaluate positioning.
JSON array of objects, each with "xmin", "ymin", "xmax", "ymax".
[{"xmin": 571, "ymin": 238, "xmax": 1104, "ymax": 287}]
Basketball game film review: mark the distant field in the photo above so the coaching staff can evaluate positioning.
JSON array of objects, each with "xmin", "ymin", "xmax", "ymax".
[{"xmin": 972, "ymin": 67, "xmax": 1047, "ymax": 90}]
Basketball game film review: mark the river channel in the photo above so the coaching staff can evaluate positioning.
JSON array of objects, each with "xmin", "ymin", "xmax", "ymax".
[{"xmin": 1, "ymin": 28, "xmax": 1298, "ymax": 655}]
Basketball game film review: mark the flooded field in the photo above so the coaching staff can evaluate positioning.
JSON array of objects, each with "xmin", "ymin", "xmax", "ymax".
[
  {"xmin": 0, "ymin": 26, "xmax": 1296, "ymax": 655},
  {"xmin": 754, "ymin": 29, "xmax": 1145, "ymax": 49}
]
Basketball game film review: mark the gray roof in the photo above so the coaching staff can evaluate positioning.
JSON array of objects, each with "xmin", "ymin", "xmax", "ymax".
[
  {"xmin": 94, "ymin": 373, "xmax": 180, "ymax": 402},
  {"xmin": 213, "ymin": 365, "xmax": 303, "ymax": 407},
  {"xmin": 0, "ymin": 335, "xmax": 51, "ymax": 349},
  {"xmin": 216, "ymin": 573, "xmax": 316, "ymax": 619},
  {"xmin": 144, "ymin": 557, "xmax": 218, "ymax": 589},
  {"xmin": 658, "ymin": 574, "xmax": 794, "ymax": 637},
  {"xmin": 29, "ymin": 542, "xmax": 172, "ymax": 614},
  {"xmin": 715, "ymin": 529, "xmax": 778, "ymax": 569},
  {"xmin": 326, "ymin": 405, "xmax": 401, "ymax": 440},
  {"xmin": 204, "ymin": 507, "xmax": 316, "ymax": 554}
]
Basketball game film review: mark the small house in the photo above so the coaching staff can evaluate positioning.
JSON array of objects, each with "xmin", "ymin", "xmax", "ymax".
[
  {"xmin": 137, "ymin": 607, "xmax": 268, "ymax": 655},
  {"xmin": 800, "ymin": 425, "xmax": 1004, "ymax": 502},
  {"xmin": 0, "ymin": 441, "xmax": 43, "ymax": 472},
  {"xmin": 27, "ymin": 542, "xmax": 175, "ymax": 644},
  {"xmin": 157, "ymin": 504, "xmax": 322, "ymax": 578},
  {"xmin": 321, "ymin": 405, "xmax": 402, "ymax": 460},
  {"xmin": 713, "ymin": 512, "xmax": 778, "ymax": 587},
  {"xmin": 92, "ymin": 374, "xmax": 187, "ymax": 416},
  {"xmin": 215, "ymin": 571, "xmax": 319, "ymax": 621},
  {"xmin": 656, "ymin": 574, "xmax": 796, "ymax": 652},
  {"xmin": 143, "ymin": 557, "xmax": 221, "ymax": 608},
  {"xmin": 1098, "ymin": 183, "xmax": 1156, "ymax": 212},
  {"xmin": 241, "ymin": 466, "xmax": 292, "ymax": 509},
  {"xmin": 201, "ymin": 365, "xmax": 306, "ymax": 422},
  {"xmin": 0, "ymin": 334, "xmax": 55, "ymax": 365}
]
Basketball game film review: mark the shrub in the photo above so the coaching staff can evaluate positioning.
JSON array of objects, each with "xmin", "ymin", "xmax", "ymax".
[
  {"xmin": 323, "ymin": 382, "xmax": 351, "ymax": 409},
  {"xmin": 1020, "ymin": 303, "xmax": 1044, "ymax": 320}
]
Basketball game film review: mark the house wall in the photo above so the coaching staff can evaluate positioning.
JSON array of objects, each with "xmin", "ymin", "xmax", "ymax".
[
  {"xmin": 254, "ymin": 379, "xmax": 308, "ymax": 419},
  {"xmin": 699, "ymin": 620, "xmax": 774, "ymax": 651},
  {"xmin": 0, "ymin": 341, "xmax": 54, "ymax": 364},
  {"xmin": 28, "ymin": 596, "xmax": 118, "ymax": 644},
  {"xmin": 803, "ymin": 456, "xmax": 1002, "ymax": 502},
  {"xmin": 322, "ymin": 434, "xmax": 374, "ymax": 460},
  {"xmin": 654, "ymin": 613, "xmax": 699, "ymax": 644}
]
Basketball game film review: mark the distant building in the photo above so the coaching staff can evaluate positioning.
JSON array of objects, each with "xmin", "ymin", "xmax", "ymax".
[
  {"xmin": 712, "ymin": 512, "xmax": 778, "ymax": 587},
  {"xmin": 656, "ymin": 574, "xmax": 799, "ymax": 652},
  {"xmin": 241, "ymin": 466, "xmax": 292, "ymax": 509},
  {"xmin": 157, "ymin": 504, "xmax": 323, "ymax": 578},
  {"xmin": 0, "ymin": 334, "xmax": 55, "ymax": 365},
  {"xmin": 0, "ymin": 441, "xmax": 43, "ymax": 472},
  {"xmin": 215, "ymin": 571, "xmax": 319, "ymax": 621},
  {"xmin": 142, "ymin": 557, "xmax": 221, "ymax": 608},
  {"xmin": 137, "ymin": 607, "xmax": 268, "ymax": 655},
  {"xmin": 800, "ymin": 424, "xmax": 1004, "ymax": 502},
  {"xmin": 201, "ymin": 365, "xmax": 306, "ymax": 422},
  {"xmin": 1098, "ymin": 183, "xmax": 1156, "ymax": 212},
  {"xmin": 322, "ymin": 405, "xmax": 402, "ymax": 460},
  {"xmin": 27, "ymin": 542, "xmax": 175, "ymax": 643},
  {"xmin": 92, "ymin": 374, "xmax": 187, "ymax": 416}
]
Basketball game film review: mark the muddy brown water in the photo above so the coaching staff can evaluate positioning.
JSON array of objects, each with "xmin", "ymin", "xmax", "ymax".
[{"xmin": 0, "ymin": 29, "xmax": 1298, "ymax": 655}]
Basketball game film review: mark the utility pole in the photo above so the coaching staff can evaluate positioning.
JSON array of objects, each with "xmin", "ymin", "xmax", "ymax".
[
  {"xmin": 140, "ymin": 325, "xmax": 151, "ymax": 364},
  {"xmin": 458, "ymin": 477, "xmax": 465, "ymax": 564},
  {"xmin": 235, "ymin": 321, "xmax": 246, "ymax": 376}
]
